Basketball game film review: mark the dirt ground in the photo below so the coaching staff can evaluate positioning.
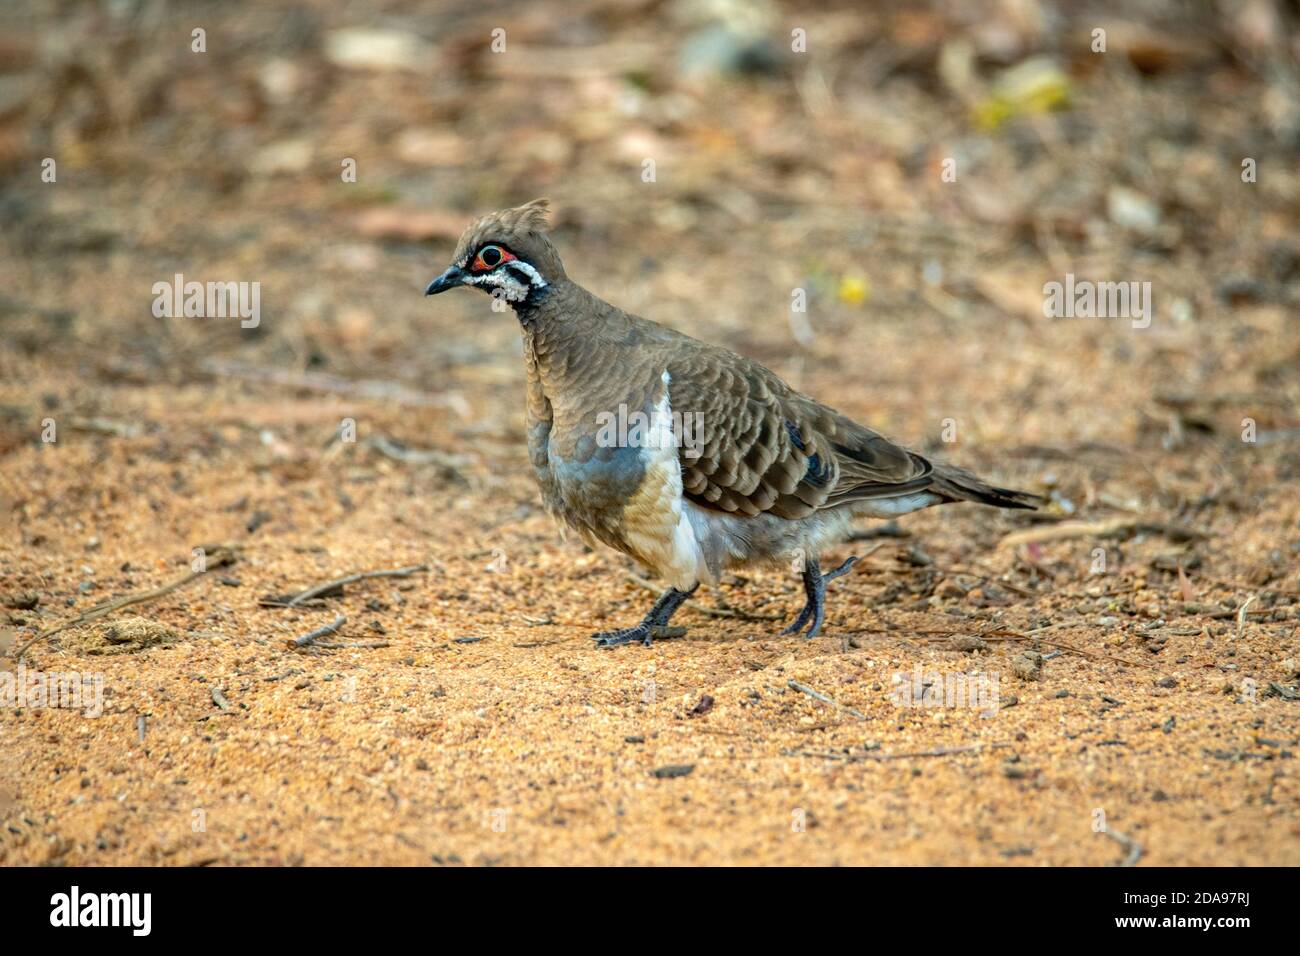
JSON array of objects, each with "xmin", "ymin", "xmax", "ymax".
[{"xmin": 1, "ymin": 1, "xmax": 1298, "ymax": 865}]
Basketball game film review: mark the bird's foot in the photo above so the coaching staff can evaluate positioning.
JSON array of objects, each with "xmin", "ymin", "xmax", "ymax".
[
  {"xmin": 591, "ymin": 623, "xmax": 690, "ymax": 648},
  {"xmin": 592, "ymin": 585, "xmax": 698, "ymax": 649},
  {"xmin": 780, "ymin": 609, "xmax": 813, "ymax": 637},
  {"xmin": 781, "ymin": 555, "xmax": 859, "ymax": 639},
  {"xmin": 592, "ymin": 623, "xmax": 654, "ymax": 648}
]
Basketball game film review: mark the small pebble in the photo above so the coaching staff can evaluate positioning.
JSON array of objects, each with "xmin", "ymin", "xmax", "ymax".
[{"xmin": 652, "ymin": 764, "xmax": 694, "ymax": 779}]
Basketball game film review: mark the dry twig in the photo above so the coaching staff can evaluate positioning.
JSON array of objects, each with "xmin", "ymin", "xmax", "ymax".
[
  {"xmin": 291, "ymin": 615, "xmax": 346, "ymax": 648},
  {"xmin": 365, "ymin": 435, "xmax": 469, "ymax": 469},
  {"xmin": 999, "ymin": 518, "xmax": 1206, "ymax": 549},
  {"xmin": 1236, "ymin": 595, "xmax": 1258, "ymax": 642},
  {"xmin": 282, "ymin": 564, "xmax": 428, "ymax": 607},
  {"xmin": 12, "ymin": 546, "xmax": 237, "ymax": 661},
  {"xmin": 788, "ymin": 679, "xmax": 866, "ymax": 719}
]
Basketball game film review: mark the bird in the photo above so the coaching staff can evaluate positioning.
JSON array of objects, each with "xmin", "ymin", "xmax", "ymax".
[{"xmin": 426, "ymin": 199, "xmax": 1040, "ymax": 648}]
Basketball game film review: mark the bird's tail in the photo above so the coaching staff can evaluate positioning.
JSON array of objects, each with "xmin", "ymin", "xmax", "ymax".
[{"xmin": 929, "ymin": 462, "xmax": 1042, "ymax": 510}]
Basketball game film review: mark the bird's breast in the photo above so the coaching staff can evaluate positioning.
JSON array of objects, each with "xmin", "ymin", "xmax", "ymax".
[
  {"xmin": 542, "ymin": 414, "xmax": 702, "ymax": 589},
  {"xmin": 549, "ymin": 441, "xmax": 648, "ymax": 521}
]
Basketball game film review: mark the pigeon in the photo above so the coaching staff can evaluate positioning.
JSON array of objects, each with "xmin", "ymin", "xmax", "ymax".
[{"xmin": 426, "ymin": 199, "xmax": 1039, "ymax": 647}]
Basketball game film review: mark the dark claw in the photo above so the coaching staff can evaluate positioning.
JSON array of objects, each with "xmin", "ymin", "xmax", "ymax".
[
  {"xmin": 806, "ymin": 603, "xmax": 827, "ymax": 639},
  {"xmin": 781, "ymin": 604, "xmax": 813, "ymax": 636},
  {"xmin": 782, "ymin": 555, "xmax": 859, "ymax": 639}
]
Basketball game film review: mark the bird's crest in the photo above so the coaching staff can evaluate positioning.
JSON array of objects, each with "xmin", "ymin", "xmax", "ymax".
[
  {"xmin": 465, "ymin": 198, "xmax": 550, "ymax": 244},
  {"xmin": 452, "ymin": 198, "xmax": 563, "ymax": 280},
  {"xmin": 511, "ymin": 197, "xmax": 552, "ymax": 234}
]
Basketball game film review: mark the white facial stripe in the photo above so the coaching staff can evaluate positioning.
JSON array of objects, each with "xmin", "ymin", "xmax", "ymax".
[
  {"xmin": 464, "ymin": 271, "xmax": 528, "ymax": 301},
  {"xmin": 505, "ymin": 260, "xmax": 548, "ymax": 288}
]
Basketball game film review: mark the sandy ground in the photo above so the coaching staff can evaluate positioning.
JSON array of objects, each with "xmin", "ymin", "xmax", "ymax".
[
  {"xmin": 1, "ymin": 0, "xmax": 1298, "ymax": 865},
  {"xmin": 2, "ymin": 303, "xmax": 1297, "ymax": 865}
]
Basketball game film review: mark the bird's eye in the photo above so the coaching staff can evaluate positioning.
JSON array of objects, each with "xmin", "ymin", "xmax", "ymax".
[{"xmin": 470, "ymin": 244, "xmax": 515, "ymax": 272}]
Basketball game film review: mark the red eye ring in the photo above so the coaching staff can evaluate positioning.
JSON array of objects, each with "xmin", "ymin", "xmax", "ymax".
[{"xmin": 471, "ymin": 244, "xmax": 516, "ymax": 272}]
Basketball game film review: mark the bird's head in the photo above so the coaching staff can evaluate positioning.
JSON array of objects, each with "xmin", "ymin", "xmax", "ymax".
[{"xmin": 424, "ymin": 198, "xmax": 563, "ymax": 308}]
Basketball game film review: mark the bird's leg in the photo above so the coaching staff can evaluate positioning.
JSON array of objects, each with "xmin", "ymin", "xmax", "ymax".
[
  {"xmin": 781, "ymin": 555, "xmax": 859, "ymax": 639},
  {"xmin": 593, "ymin": 583, "xmax": 699, "ymax": 648}
]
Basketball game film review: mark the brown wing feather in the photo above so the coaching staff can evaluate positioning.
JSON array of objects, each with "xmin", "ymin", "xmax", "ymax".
[{"xmin": 666, "ymin": 343, "xmax": 929, "ymax": 519}]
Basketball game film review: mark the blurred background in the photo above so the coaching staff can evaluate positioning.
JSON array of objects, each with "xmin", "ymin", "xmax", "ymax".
[{"xmin": 1, "ymin": 0, "xmax": 1297, "ymax": 418}]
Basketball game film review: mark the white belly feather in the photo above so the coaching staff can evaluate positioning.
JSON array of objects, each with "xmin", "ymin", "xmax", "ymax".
[{"xmin": 619, "ymin": 372, "xmax": 706, "ymax": 589}]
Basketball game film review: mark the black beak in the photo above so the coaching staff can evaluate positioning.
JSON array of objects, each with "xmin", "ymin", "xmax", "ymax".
[{"xmin": 425, "ymin": 266, "xmax": 467, "ymax": 296}]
